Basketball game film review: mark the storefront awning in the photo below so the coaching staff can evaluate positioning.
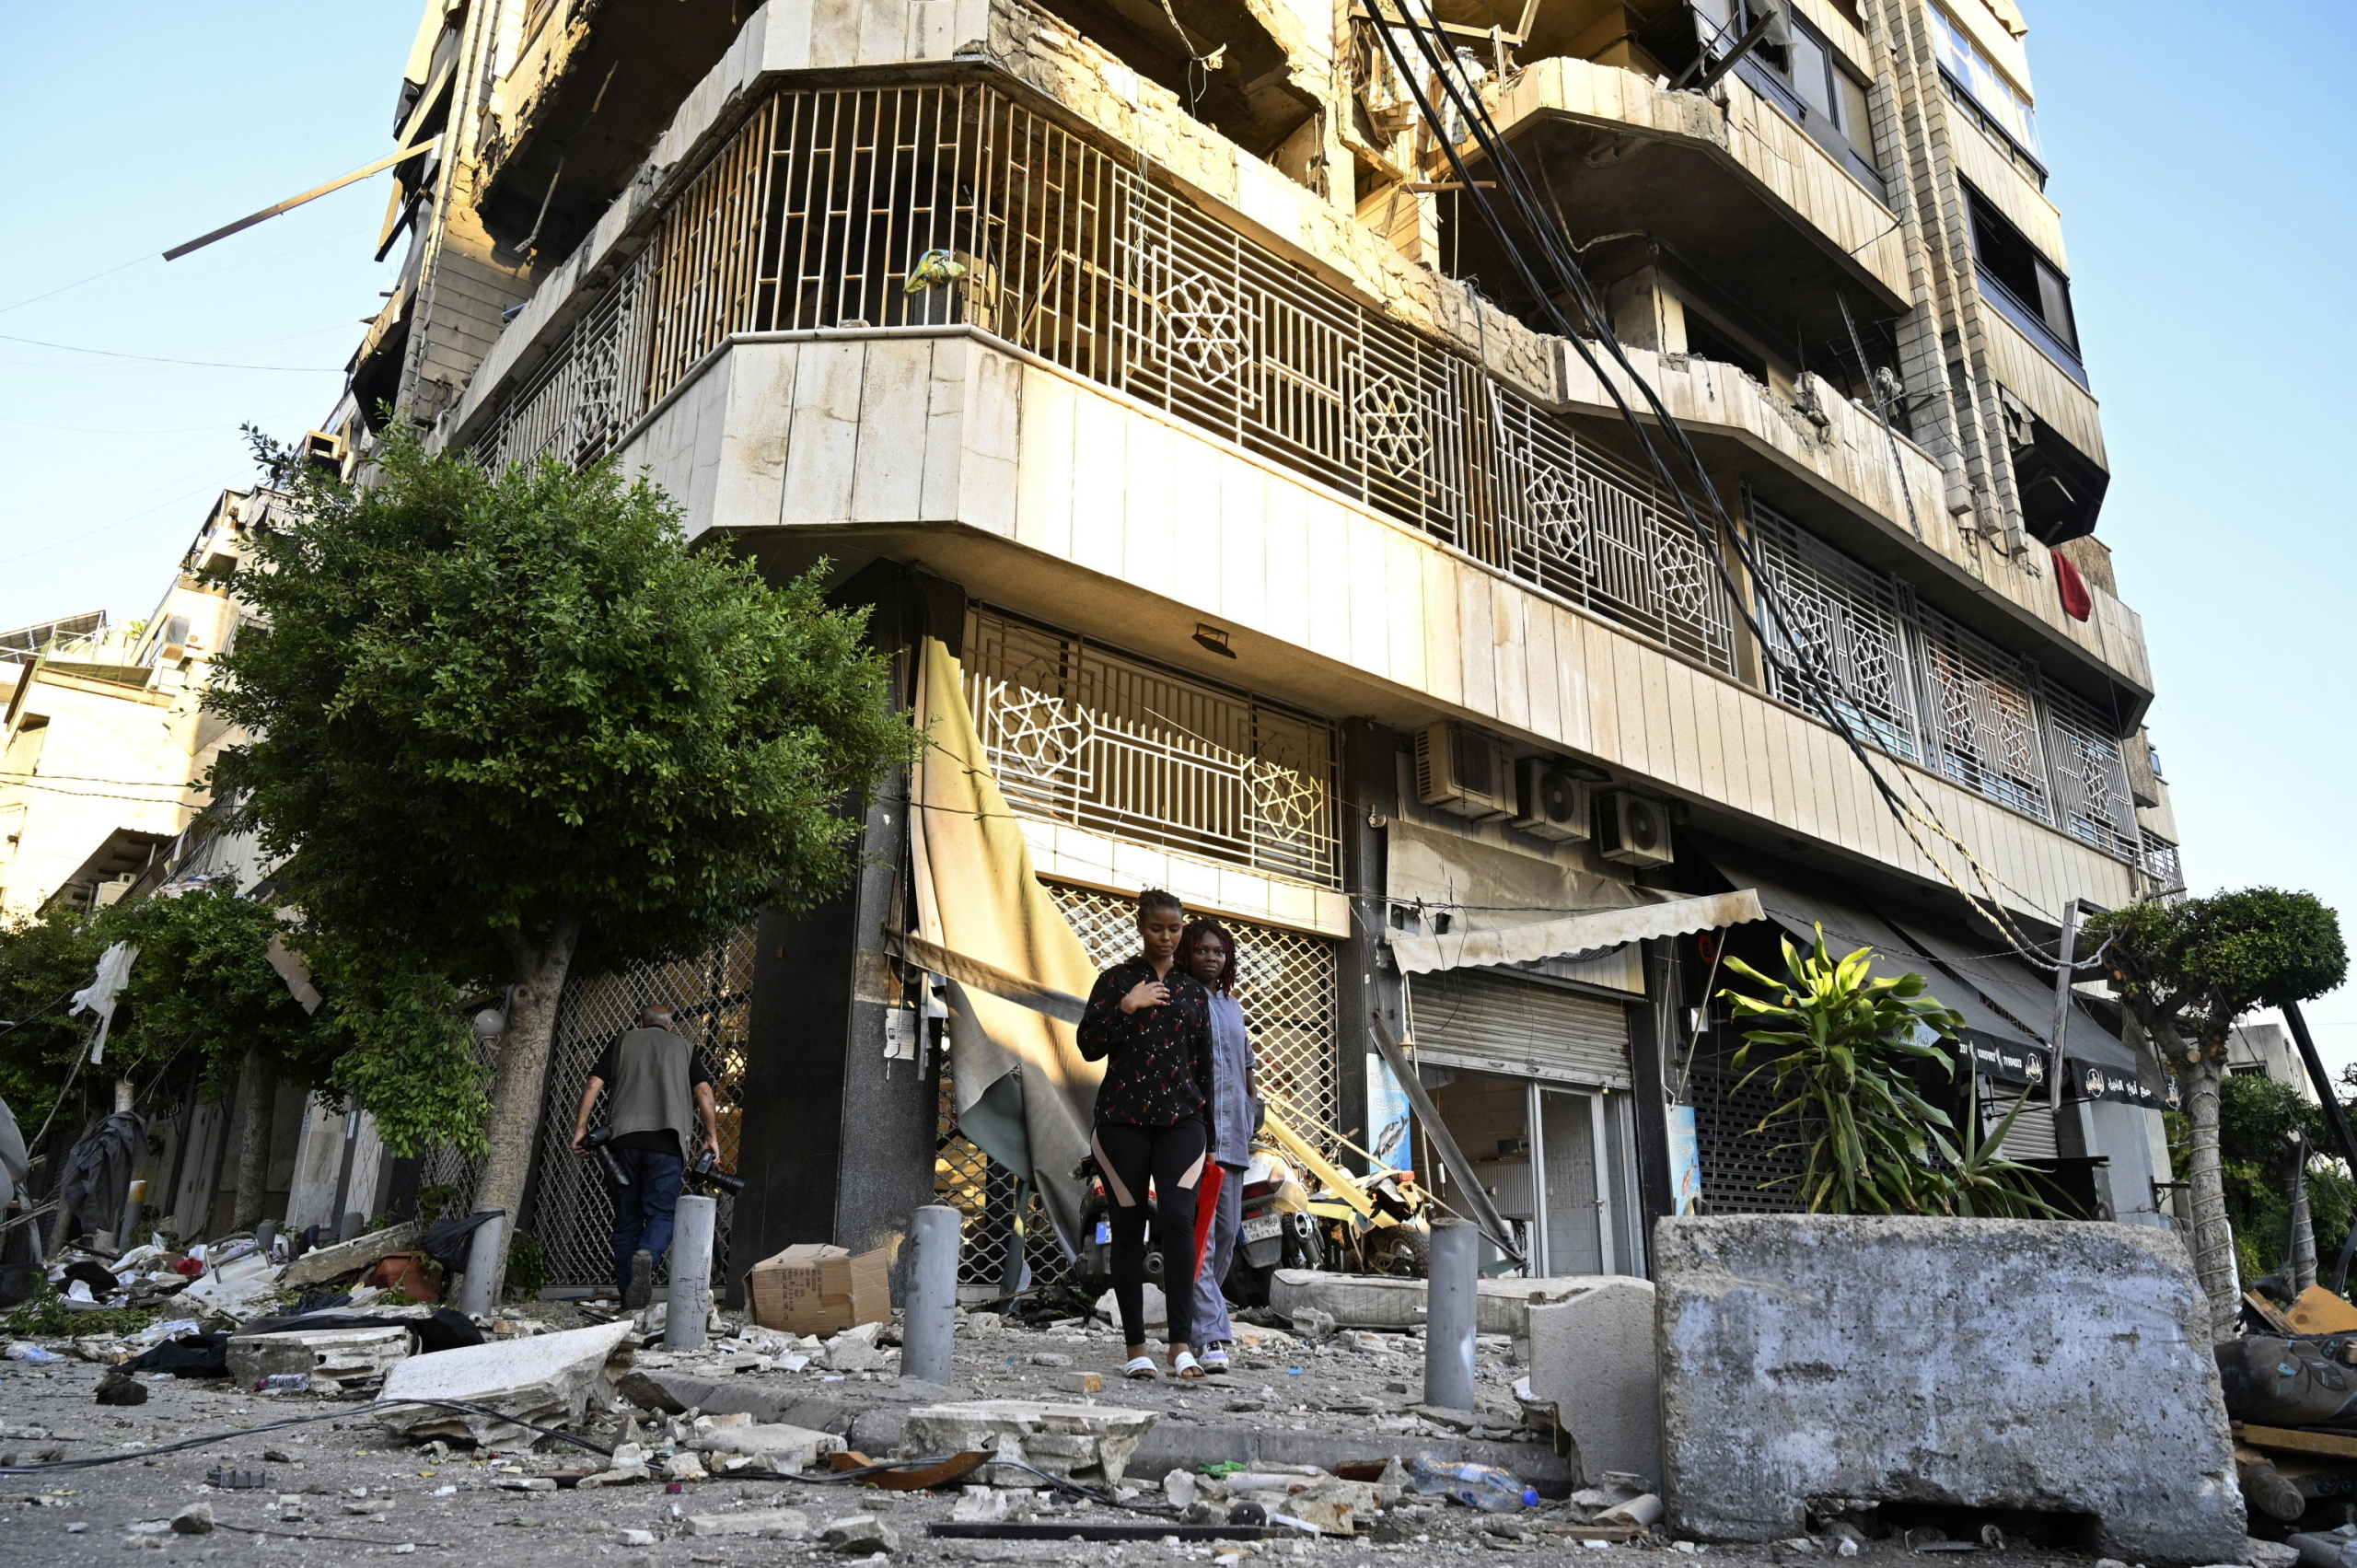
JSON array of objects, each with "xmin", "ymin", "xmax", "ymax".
[
  {"xmin": 1387, "ymin": 889, "xmax": 1765, "ymax": 975},
  {"xmin": 1703, "ymin": 844, "xmax": 2151, "ymax": 1093}
]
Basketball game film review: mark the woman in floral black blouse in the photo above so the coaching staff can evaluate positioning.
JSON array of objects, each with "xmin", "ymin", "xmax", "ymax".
[{"xmin": 1079, "ymin": 888, "xmax": 1217, "ymax": 1379}]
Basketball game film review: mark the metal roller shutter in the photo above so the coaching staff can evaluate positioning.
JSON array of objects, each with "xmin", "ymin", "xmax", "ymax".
[{"xmin": 1409, "ymin": 970, "xmax": 1632, "ymax": 1088}]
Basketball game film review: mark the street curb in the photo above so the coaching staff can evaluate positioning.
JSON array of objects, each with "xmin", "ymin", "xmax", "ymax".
[{"xmin": 632, "ymin": 1370, "xmax": 1578, "ymax": 1494}]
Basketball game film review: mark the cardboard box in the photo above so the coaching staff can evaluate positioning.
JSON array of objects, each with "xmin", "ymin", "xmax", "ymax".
[{"xmin": 743, "ymin": 1243, "xmax": 891, "ymax": 1336}]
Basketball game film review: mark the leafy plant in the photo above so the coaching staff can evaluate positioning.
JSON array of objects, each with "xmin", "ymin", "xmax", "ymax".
[
  {"xmin": 204, "ymin": 424, "xmax": 917, "ymax": 1278},
  {"xmin": 1, "ymin": 1286, "xmax": 157, "ymax": 1340},
  {"xmin": 504, "ymin": 1229, "xmax": 550, "ymax": 1302},
  {"xmin": 1724, "ymin": 927, "xmax": 2052, "ymax": 1217},
  {"xmin": 2091, "ymin": 889, "xmax": 2346, "ymax": 1337},
  {"xmin": 0, "ymin": 905, "xmax": 105, "ymax": 1134}
]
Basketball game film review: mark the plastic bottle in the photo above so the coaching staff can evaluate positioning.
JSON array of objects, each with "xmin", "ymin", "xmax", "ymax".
[
  {"xmin": 255, "ymin": 1373, "xmax": 312, "ymax": 1393},
  {"xmin": 1406, "ymin": 1453, "xmax": 1537, "ymax": 1513}
]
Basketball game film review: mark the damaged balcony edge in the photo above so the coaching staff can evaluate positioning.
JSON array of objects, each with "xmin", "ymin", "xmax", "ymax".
[{"xmin": 635, "ymin": 327, "xmax": 2147, "ymax": 896}]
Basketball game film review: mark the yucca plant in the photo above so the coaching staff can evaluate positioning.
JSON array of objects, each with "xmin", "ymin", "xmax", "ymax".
[{"xmin": 1724, "ymin": 926, "xmax": 2053, "ymax": 1217}]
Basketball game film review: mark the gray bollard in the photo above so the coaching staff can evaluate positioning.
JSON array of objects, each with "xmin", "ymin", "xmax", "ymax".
[
  {"xmin": 1423, "ymin": 1218, "xmax": 1478, "ymax": 1415},
  {"xmin": 899, "ymin": 1204, "xmax": 962, "ymax": 1386},
  {"xmin": 117, "ymin": 1179, "xmax": 148, "ymax": 1252},
  {"xmin": 668, "ymin": 1195, "xmax": 718, "ymax": 1352},
  {"xmin": 449, "ymin": 1209, "xmax": 506, "ymax": 1318}
]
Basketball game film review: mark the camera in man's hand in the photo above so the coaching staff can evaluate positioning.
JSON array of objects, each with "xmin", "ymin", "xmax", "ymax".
[{"xmin": 685, "ymin": 1146, "xmax": 747, "ymax": 1196}]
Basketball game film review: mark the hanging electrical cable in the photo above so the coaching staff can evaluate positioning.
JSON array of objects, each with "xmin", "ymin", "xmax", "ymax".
[{"xmin": 1363, "ymin": 0, "xmax": 2076, "ymax": 970}]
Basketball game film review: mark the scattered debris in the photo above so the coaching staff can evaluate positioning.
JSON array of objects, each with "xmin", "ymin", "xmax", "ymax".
[{"xmin": 374, "ymin": 1318, "xmax": 634, "ymax": 1445}]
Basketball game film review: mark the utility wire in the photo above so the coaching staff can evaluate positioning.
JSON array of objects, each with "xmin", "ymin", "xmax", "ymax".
[
  {"xmin": 1365, "ymin": 2, "xmax": 2075, "ymax": 970},
  {"xmin": 0, "ymin": 331, "xmax": 340, "ymax": 373}
]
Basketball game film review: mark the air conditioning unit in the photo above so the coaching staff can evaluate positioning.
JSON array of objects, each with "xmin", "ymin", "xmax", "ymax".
[
  {"xmin": 1511, "ymin": 757, "xmax": 1592, "ymax": 842},
  {"xmin": 1596, "ymin": 791, "xmax": 1674, "ymax": 866},
  {"xmin": 1414, "ymin": 722, "xmax": 1513, "ymax": 820}
]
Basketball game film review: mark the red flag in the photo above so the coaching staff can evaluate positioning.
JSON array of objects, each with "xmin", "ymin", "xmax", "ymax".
[{"xmin": 2051, "ymin": 548, "xmax": 2093, "ymax": 621}]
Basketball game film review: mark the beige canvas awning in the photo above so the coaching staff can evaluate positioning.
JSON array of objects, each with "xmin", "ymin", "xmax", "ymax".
[
  {"xmin": 907, "ymin": 637, "xmax": 1105, "ymax": 1257},
  {"xmin": 1386, "ymin": 889, "xmax": 1765, "ymax": 975}
]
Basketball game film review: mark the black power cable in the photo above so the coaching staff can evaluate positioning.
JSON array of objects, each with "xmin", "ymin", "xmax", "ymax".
[
  {"xmin": 0, "ymin": 1399, "xmax": 610, "ymax": 1476},
  {"xmin": 1363, "ymin": 1, "xmax": 2073, "ymax": 969}
]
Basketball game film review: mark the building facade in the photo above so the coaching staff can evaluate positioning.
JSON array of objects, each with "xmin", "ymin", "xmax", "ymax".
[{"xmin": 336, "ymin": 0, "xmax": 2185, "ymax": 1286}]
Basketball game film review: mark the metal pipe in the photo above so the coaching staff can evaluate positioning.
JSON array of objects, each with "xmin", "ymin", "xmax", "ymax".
[
  {"xmin": 1424, "ymin": 1217, "xmax": 1478, "ymax": 1414},
  {"xmin": 2283, "ymin": 1002, "xmax": 2357, "ymax": 1293},
  {"xmin": 668, "ymin": 1195, "xmax": 717, "ymax": 1352},
  {"xmin": 900, "ymin": 1204, "xmax": 962, "ymax": 1386},
  {"xmin": 448, "ymin": 1209, "xmax": 505, "ymax": 1318},
  {"xmin": 2048, "ymin": 901, "xmax": 2081, "ymax": 1112}
]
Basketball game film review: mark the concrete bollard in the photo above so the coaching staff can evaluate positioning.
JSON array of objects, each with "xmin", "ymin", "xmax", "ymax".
[
  {"xmin": 448, "ymin": 1209, "xmax": 506, "ymax": 1318},
  {"xmin": 900, "ymin": 1204, "xmax": 962, "ymax": 1386},
  {"xmin": 668, "ymin": 1195, "xmax": 718, "ymax": 1352},
  {"xmin": 1424, "ymin": 1218, "xmax": 1478, "ymax": 1415}
]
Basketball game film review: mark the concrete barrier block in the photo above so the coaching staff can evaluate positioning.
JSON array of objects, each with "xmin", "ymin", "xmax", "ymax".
[
  {"xmin": 1655, "ymin": 1215, "xmax": 2242, "ymax": 1567},
  {"xmin": 1525, "ymin": 1276, "xmax": 1657, "ymax": 1485}
]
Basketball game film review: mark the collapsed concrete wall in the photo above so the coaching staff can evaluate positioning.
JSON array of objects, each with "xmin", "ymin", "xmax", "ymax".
[{"xmin": 1655, "ymin": 1214, "xmax": 2243, "ymax": 1567}]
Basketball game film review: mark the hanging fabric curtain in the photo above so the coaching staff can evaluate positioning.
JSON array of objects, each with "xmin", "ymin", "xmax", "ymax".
[{"xmin": 909, "ymin": 636, "xmax": 1106, "ymax": 1259}]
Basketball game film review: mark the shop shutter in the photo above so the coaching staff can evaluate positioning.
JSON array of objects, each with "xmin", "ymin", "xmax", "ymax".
[{"xmin": 1408, "ymin": 970, "xmax": 1631, "ymax": 1088}]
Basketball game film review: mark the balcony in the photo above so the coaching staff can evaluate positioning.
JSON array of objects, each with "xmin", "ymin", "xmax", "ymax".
[{"xmin": 1460, "ymin": 55, "xmax": 1911, "ymax": 371}]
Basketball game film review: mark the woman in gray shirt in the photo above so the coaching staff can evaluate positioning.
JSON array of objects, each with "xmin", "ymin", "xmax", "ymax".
[{"xmin": 1178, "ymin": 916, "xmax": 1257, "ymax": 1372}]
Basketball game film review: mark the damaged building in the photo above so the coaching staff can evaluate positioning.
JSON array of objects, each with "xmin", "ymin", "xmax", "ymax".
[{"xmin": 314, "ymin": 0, "xmax": 2181, "ymax": 1294}]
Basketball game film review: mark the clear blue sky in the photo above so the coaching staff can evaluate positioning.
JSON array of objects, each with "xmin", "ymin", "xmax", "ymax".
[{"xmin": 3, "ymin": 4, "xmax": 2351, "ymax": 1058}]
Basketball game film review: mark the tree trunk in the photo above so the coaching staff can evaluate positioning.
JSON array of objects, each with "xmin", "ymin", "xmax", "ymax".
[
  {"xmin": 231, "ymin": 1046, "xmax": 278, "ymax": 1234},
  {"xmin": 469, "ymin": 923, "xmax": 582, "ymax": 1303},
  {"xmin": 2179, "ymin": 1044, "xmax": 2237, "ymax": 1339}
]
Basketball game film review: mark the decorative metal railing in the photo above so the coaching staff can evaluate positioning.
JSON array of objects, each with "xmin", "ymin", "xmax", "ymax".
[
  {"xmin": 471, "ymin": 77, "xmax": 2138, "ymax": 865},
  {"xmin": 964, "ymin": 606, "xmax": 1341, "ymax": 889},
  {"xmin": 1750, "ymin": 499, "xmax": 2137, "ymax": 861},
  {"xmin": 473, "ymin": 79, "xmax": 1738, "ymax": 677}
]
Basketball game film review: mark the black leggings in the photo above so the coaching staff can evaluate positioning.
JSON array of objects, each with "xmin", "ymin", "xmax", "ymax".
[{"xmin": 1093, "ymin": 1120, "xmax": 1208, "ymax": 1349}]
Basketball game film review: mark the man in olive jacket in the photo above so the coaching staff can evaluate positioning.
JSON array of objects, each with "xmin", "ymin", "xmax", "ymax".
[{"xmin": 571, "ymin": 1004, "xmax": 720, "ymax": 1306}]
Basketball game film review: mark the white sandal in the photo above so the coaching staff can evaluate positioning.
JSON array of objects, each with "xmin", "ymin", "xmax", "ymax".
[
  {"xmin": 1170, "ymin": 1349, "xmax": 1204, "ymax": 1380},
  {"xmin": 1122, "ymin": 1355, "xmax": 1159, "ymax": 1380}
]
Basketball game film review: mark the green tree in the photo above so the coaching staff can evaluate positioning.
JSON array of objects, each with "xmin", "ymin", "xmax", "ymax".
[
  {"xmin": 0, "ymin": 905, "xmax": 105, "ymax": 1135},
  {"xmin": 2214, "ymin": 1072, "xmax": 2352, "ymax": 1290},
  {"xmin": 96, "ymin": 886, "xmax": 318, "ymax": 1228},
  {"xmin": 2090, "ymin": 889, "xmax": 2346, "ymax": 1338},
  {"xmin": 203, "ymin": 427, "xmax": 913, "ymax": 1281},
  {"xmin": 1723, "ymin": 927, "xmax": 2056, "ymax": 1217}
]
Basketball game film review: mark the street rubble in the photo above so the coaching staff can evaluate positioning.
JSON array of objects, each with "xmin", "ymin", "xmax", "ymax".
[{"xmin": 0, "ymin": 1223, "xmax": 2297, "ymax": 1568}]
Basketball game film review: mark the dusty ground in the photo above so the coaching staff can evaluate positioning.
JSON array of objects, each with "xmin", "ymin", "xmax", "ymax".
[{"xmin": 0, "ymin": 1312, "xmax": 2142, "ymax": 1568}]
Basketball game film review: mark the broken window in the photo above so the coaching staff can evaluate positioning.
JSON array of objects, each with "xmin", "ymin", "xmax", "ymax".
[
  {"xmin": 1685, "ymin": 3, "xmax": 1881, "ymax": 194},
  {"xmin": 1680, "ymin": 308, "xmax": 1771, "ymax": 387},
  {"xmin": 1965, "ymin": 185, "xmax": 2080, "ymax": 368}
]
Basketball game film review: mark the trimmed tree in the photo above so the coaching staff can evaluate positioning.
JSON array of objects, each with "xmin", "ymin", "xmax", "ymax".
[
  {"xmin": 2090, "ymin": 889, "xmax": 2345, "ymax": 1338},
  {"xmin": 204, "ymin": 427, "xmax": 914, "ymax": 1278}
]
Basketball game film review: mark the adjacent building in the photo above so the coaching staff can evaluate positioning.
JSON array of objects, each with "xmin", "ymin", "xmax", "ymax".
[{"xmin": 331, "ymin": 0, "xmax": 2185, "ymax": 1290}]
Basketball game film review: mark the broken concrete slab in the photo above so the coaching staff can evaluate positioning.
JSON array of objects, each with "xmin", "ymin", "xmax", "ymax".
[
  {"xmin": 684, "ymin": 1506, "xmax": 811, "ymax": 1539},
  {"xmin": 1268, "ymin": 1270, "xmax": 1603, "ymax": 1337},
  {"xmin": 226, "ymin": 1326, "xmax": 409, "ymax": 1391},
  {"xmin": 1524, "ymin": 1275, "xmax": 1657, "ymax": 1484},
  {"xmin": 279, "ymin": 1224, "xmax": 421, "ymax": 1290},
  {"xmin": 693, "ymin": 1420, "xmax": 843, "ymax": 1473},
  {"xmin": 900, "ymin": 1400, "xmax": 1158, "ymax": 1486},
  {"xmin": 820, "ymin": 1513, "xmax": 899, "ymax": 1553},
  {"xmin": 375, "ymin": 1318, "xmax": 634, "ymax": 1446},
  {"xmin": 1656, "ymin": 1215, "xmax": 2243, "ymax": 1567}
]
